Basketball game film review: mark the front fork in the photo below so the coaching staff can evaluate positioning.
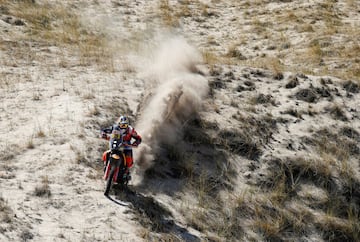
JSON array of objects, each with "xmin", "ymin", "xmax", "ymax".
[
  {"xmin": 103, "ymin": 153, "xmax": 126, "ymax": 181},
  {"xmin": 103, "ymin": 163, "xmax": 120, "ymax": 182}
]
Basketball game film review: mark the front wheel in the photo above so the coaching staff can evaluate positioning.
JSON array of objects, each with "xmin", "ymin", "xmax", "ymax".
[{"xmin": 104, "ymin": 165, "xmax": 116, "ymax": 196}]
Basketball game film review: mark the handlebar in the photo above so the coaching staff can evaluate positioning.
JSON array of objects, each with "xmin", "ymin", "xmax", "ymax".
[
  {"xmin": 123, "ymin": 143, "xmax": 138, "ymax": 148},
  {"xmin": 110, "ymin": 143, "xmax": 138, "ymax": 152}
]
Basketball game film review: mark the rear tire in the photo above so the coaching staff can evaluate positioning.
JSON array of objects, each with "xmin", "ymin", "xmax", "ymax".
[{"xmin": 104, "ymin": 165, "xmax": 116, "ymax": 196}]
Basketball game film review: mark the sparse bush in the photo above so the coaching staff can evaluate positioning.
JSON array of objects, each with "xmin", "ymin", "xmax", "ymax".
[
  {"xmin": 261, "ymin": 158, "xmax": 333, "ymax": 197},
  {"xmin": 218, "ymin": 129, "xmax": 261, "ymax": 160},
  {"xmin": 295, "ymin": 88, "xmax": 318, "ymax": 103},
  {"xmin": 250, "ymin": 69, "xmax": 266, "ymax": 77},
  {"xmin": 273, "ymin": 71, "xmax": 284, "ymax": 80},
  {"xmin": 26, "ymin": 138, "xmax": 34, "ymax": 149},
  {"xmin": 315, "ymin": 215, "xmax": 360, "ymax": 242},
  {"xmin": 184, "ymin": 125, "xmax": 214, "ymax": 146},
  {"xmin": 184, "ymin": 118, "xmax": 217, "ymax": 146},
  {"xmin": 315, "ymin": 86, "xmax": 332, "ymax": 99},
  {"xmin": 0, "ymin": 196, "xmax": 13, "ymax": 224},
  {"xmin": 36, "ymin": 129, "xmax": 46, "ymax": 138},
  {"xmin": 315, "ymin": 128, "xmax": 359, "ymax": 159},
  {"xmin": 226, "ymin": 46, "xmax": 247, "ymax": 60},
  {"xmin": 343, "ymin": 81, "xmax": 359, "ymax": 93},
  {"xmin": 251, "ymin": 93, "xmax": 275, "ymax": 105},
  {"xmin": 340, "ymin": 126, "xmax": 360, "ymax": 141},
  {"xmin": 255, "ymin": 154, "xmax": 357, "ymax": 241},
  {"xmin": 209, "ymin": 78, "xmax": 226, "ymax": 90},
  {"xmin": 202, "ymin": 51, "xmax": 220, "ymax": 66},
  {"xmin": 326, "ymin": 104, "xmax": 348, "ymax": 121},
  {"xmin": 20, "ymin": 229, "xmax": 34, "ymax": 242},
  {"xmin": 285, "ymin": 76, "xmax": 299, "ymax": 88},
  {"xmin": 34, "ymin": 176, "xmax": 51, "ymax": 197}
]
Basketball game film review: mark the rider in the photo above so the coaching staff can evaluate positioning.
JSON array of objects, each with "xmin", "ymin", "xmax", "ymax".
[{"xmin": 101, "ymin": 115, "xmax": 142, "ymax": 181}]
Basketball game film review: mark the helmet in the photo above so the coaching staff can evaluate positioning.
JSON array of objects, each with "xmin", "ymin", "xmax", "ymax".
[{"xmin": 118, "ymin": 115, "xmax": 129, "ymax": 129}]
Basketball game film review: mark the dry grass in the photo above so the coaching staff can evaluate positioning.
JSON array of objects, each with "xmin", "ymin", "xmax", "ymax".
[
  {"xmin": 36, "ymin": 128, "xmax": 46, "ymax": 138},
  {"xmin": 199, "ymin": 1, "xmax": 360, "ymax": 81},
  {"xmin": 249, "ymin": 151, "xmax": 360, "ymax": 240},
  {"xmin": 315, "ymin": 213, "xmax": 360, "ymax": 242},
  {"xmin": 153, "ymin": 0, "xmax": 360, "ymax": 80},
  {"xmin": 34, "ymin": 176, "xmax": 51, "ymax": 197},
  {"xmin": 0, "ymin": 195, "xmax": 13, "ymax": 224},
  {"xmin": 158, "ymin": 0, "xmax": 179, "ymax": 27},
  {"xmin": 2, "ymin": 0, "xmax": 114, "ymax": 71},
  {"xmin": 26, "ymin": 137, "xmax": 34, "ymax": 149},
  {"xmin": 20, "ymin": 229, "xmax": 34, "ymax": 241},
  {"xmin": 226, "ymin": 45, "xmax": 247, "ymax": 60},
  {"xmin": 202, "ymin": 50, "xmax": 223, "ymax": 67}
]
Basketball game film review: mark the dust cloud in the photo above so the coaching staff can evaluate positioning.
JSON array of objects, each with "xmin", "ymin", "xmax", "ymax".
[{"xmin": 133, "ymin": 35, "xmax": 209, "ymax": 182}]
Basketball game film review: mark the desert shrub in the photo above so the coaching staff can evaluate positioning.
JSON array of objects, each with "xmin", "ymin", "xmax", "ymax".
[
  {"xmin": 320, "ymin": 78, "xmax": 333, "ymax": 85},
  {"xmin": 295, "ymin": 88, "xmax": 318, "ymax": 103},
  {"xmin": 20, "ymin": 229, "xmax": 34, "ymax": 242},
  {"xmin": 273, "ymin": 72, "xmax": 284, "ymax": 80},
  {"xmin": 326, "ymin": 105, "xmax": 348, "ymax": 121},
  {"xmin": 315, "ymin": 128, "xmax": 359, "ymax": 158},
  {"xmin": 316, "ymin": 216, "xmax": 360, "ymax": 242},
  {"xmin": 250, "ymin": 69, "xmax": 266, "ymax": 77},
  {"xmin": 218, "ymin": 129, "xmax": 261, "ymax": 160},
  {"xmin": 261, "ymin": 158, "xmax": 334, "ymax": 196},
  {"xmin": 241, "ymin": 115, "xmax": 278, "ymax": 145},
  {"xmin": 285, "ymin": 76, "xmax": 299, "ymax": 89},
  {"xmin": 263, "ymin": 151, "xmax": 360, "ymax": 219},
  {"xmin": 315, "ymin": 86, "xmax": 332, "ymax": 99},
  {"xmin": 235, "ymin": 85, "xmax": 246, "ymax": 92},
  {"xmin": 183, "ymin": 125, "xmax": 214, "ymax": 146},
  {"xmin": 252, "ymin": 93, "xmax": 275, "ymax": 105},
  {"xmin": 183, "ymin": 117, "xmax": 218, "ymax": 146},
  {"xmin": 0, "ymin": 196, "xmax": 13, "ymax": 223},
  {"xmin": 34, "ymin": 176, "xmax": 51, "ymax": 197},
  {"xmin": 209, "ymin": 65, "xmax": 222, "ymax": 77},
  {"xmin": 236, "ymin": 80, "xmax": 256, "ymax": 92},
  {"xmin": 244, "ymin": 80, "xmax": 255, "ymax": 87},
  {"xmin": 343, "ymin": 80, "xmax": 359, "ymax": 93},
  {"xmin": 340, "ymin": 126, "xmax": 360, "ymax": 141},
  {"xmin": 34, "ymin": 185, "xmax": 51, "ymax": 197},
  {"xmin": 209, "ymin": 78, "xmax": 226, "ymax": 91},
  {"xmin": 226, "ymin": 46, "xmax": 247, "ymax": 60}
]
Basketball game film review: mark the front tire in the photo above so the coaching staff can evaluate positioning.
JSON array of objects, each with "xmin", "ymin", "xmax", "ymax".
[{"xmin": 104, "ymin": 165, "xmax": 116, "ymax": 196}]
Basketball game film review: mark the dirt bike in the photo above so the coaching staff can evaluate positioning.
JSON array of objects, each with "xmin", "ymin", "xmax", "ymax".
[{"xmin": 103, "ymin": 139, "xmax": 132, "ymax": 197}]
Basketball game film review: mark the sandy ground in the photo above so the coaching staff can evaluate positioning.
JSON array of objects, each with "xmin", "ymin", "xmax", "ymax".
[{"xmin": 0, "ymin": 0, "xmax": 359, "ymax": 241}]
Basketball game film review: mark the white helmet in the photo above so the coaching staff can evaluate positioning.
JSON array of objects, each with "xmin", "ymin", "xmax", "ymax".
[{"xmin": 118, "ymin": 115, "xmax": 129, "ymax": 129}]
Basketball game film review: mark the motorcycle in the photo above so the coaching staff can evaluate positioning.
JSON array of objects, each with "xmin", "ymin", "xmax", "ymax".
[{"xmin": 103, "ymin": 139, "xmax": 131, "ymax": 196}]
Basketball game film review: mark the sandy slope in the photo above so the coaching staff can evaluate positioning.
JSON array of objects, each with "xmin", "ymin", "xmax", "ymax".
[
  {"xmin": 1, "ymin": 0, "xmax": 359, "ymax": 241},
  {"xmin": 0, "ymin": 62, "xmax": 143, "ymax": 241},
  {"xmin": 0, "ymin": 1, "xmax": 177, "ymax": 241}
]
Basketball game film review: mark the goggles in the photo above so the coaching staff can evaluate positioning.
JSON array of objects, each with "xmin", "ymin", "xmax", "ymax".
[{"xmin": 119, "ymin": 123, "xmax": 128, "ymax": 129}]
